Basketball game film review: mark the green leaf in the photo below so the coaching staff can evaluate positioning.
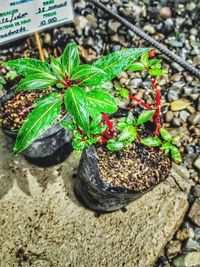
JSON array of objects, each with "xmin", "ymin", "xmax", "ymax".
[
  {"xmin": 141, "ymin": 137, "xmax": 162, "ymax": 147},
  {"xmin": 0, "ymin": 76, "xmax": 6, "ymax": 85},
  {"xmin": 137, "ymin": 110, "xmax": 155, "ymax": 125},
  {"xmin": 148, "ymin": 69, "xmax": 168, "ymax": 76},
  {"xmin": 73, "ymin": 131, "xmax": 82, "ymax": 140},
  {"xmin": 50, "ymin": 55, "xmax": 64, "ymax": 79},
  {"xmin": 90, "ymin": 113, "xmax": 102, "ymax": 129},
  {"xmin": 107, "ymin": 140, "xmax": 124, "ymax": 151},
  {"xmin": 171, "ymin": 145, "xmax": 182, "ymax": 162},
  {"xmin": 160, "ymin": 128, "xmax": 172, "ymax": 142},
  {"xmin": 119, "ymin": 88, "xmax": 129, "ymax": 99},
  {"xmin": 64, "ymin": 86, "xmax": 89, "ymax": 134},
  {"xmin": 128, "ymin": 62, "xmax": 145, "ymax": 71},
  {"xmin": 126, "ymin": 112, "xmax": 136, "ymax": 124},
  {"xmin": 86, "ymin": 90, "xmax": 117, "ymax": 114},
  {"xmin": 118, "ymin": 125, "xmax": 137, "ymax": 142},
  {"xmin": 72, "ymin": 139, "xmax": 85, "ymax": 151},
  {"xmin": 14, "ymin": 93, "xmax": 62, "ymax": 153},
  {"xmin": 151, "ymin": 62, "xmax": 162, "ymax": 69},
  {"xmin": 161, "ymin": 142, "xmax": 172, "ymax": 154},
  {"xmin": 61, "ymin": 119, "xmax": 77, "ymax": 130},
  {"xmin": 61, "ymin": 43, "xmax": 79, "ymax": 77},
  {"xmin": 16, "ymin": 73, "xmax": 58, "ymax": 91},
  {"xmin": 90, "ymin": 125, "xmax": 106, "ymax": 135},
  {"xmin": 140, "ymin": 53, "xmax": 149, "ymax": 65},
  {"xmin": 148, "ymin": 59, "xmax": 161, "ymax": 67},
  {"xmin": 71, "ymin": 65, "xmax": 106, "ymax": 81},
  {"xmin": 116, "ymin": 118, "xmax": 127, "ymax": 131},
  {"xmin": 85, "ymin": 137, "xmax": 99, "ymax": 147},
  {"xmin": 79, "ymin": 47, "xmax": 150, "ymax": 86},
  {"xmin": 5, "ymin": 58, "xmax": 53, "ymax": 77}
]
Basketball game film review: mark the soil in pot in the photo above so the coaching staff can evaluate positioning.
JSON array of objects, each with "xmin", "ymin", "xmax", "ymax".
[
  {"xmin": 0, "ymin": 90, "xmax": 73, "ymax": 167},
  {"xmin": 96, "ymin": 143, "xmax": 171, "ymax": 192}
]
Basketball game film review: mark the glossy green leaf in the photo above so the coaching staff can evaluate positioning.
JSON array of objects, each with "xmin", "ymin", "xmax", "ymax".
[
  {"xmin": 107, "ymin": 140, "xmax": 124, "ymax": 151},
  {"xmin": 85, "ymin": 137, "xmax": 99, "ymax": 147},
  {"xmin": 116, "ymin": 118, "xmax": 127, "ymax": 131},
  {"xmin": 161, "ymin": 142, "xmax": 172, "ymax": 154},
  {"xmin": 16, "ymin": 73, "xmax": 58, "ymax": 91},
  {"xmin": 5, "ymin": 58, "xmax": 53, "ymax": 77},
  {"xmin": 61, "ymin": 119, "xmax": 77, "ymax": 130},
  {"xmin": 79, "ymin": 48, "xmax": 150, "ymax": 86},
  {"xmin": 151, "ymin": 62, "xmax": 162, "ymax": 69},
  {"xmin": 0, "ymin": 76, "xmax": 6, "ymax": 85},
  {"xmin": 71, "ymin": 65, "xmax": 106, "ymax": 81},
  {"xmin": 148, "ymin": 68, "xmax": 168, "ymax": 76},
  {"xmin": 14, "ymin": 93, "xmax": 62, "ymax": 153},
  {"xmin": 171, "ymin": 145, "xmax": 182, "ymax": 162},
  {"xmin": 126, "ymin": 112, "xmax": 135, "ymax": 124},
  {"xmin": 72, "ymin": 139, "xmax": 85, "ymax": 150},
  {"xmin": 73, "ymin": 131, "xmax": 82, "ymax": 140},
  {"xmin": 61, "ymin": 43, "xmax": 79, "ymax": 77},
  {"xmin": 64, "ymin": 86, "xmax": 89, "ymax": 134},
  {"xmin": 119, "ymin": 88, "xmax": 129, "ymax": 99},
  {"xmin": 90, "ymin": 113, "xmax": 102, "ymax": 129},
  {"xmin": 50, "ymin": 55, "xmax": 64, "ymax": 79},
  {"xmin": 90, "ymin": 125, "xmax": 106, "ymax": 135},
  {"xmin": 141, "ymin": 137, "xmax": 162, "ymax": 147},
  {"xmin": 128, "ymin": 62, "xmax": 145, "ymax": 71},
  {"xmin": 140, "ymin": 53, "xmax": 149, "ymax": 65},
  {"xmin": 160, "ymin": 128, "xmax": 172, "ymax": 142},
  {"xmin": 86, "ymin": 90, "xmax": 117, "ymax": 114},
  {"xmin": 148, "ymin": 59, "xmax": 161, "ymax": 66},
  {"xmin": 118, "ymin": 125, "xmax": 137, "ymax": 142},
  {"xmin": 137, "ymin": 110, "xmax": 155, "ymax": 125}
]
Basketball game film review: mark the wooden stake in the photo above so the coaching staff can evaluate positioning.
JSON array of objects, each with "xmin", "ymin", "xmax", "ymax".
[{"xmin": 34, "ymin": 32, "xmax": 45, "ymax": 61}]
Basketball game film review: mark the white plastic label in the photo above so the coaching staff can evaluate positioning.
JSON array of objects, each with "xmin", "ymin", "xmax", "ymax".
[{"xmin": 0, "ymin": 0, "xmax": 74, "ymax": 45}]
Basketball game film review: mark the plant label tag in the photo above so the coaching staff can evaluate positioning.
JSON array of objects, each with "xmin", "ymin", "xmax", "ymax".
[{"xmin": 0, "ymin": 0, "xmax": 74, "ymax": 45}]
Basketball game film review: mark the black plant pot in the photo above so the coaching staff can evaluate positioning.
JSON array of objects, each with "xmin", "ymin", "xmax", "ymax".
[
  {"xmin": 0, "ymin": 91, "xmax": 73, "ymax": 167},
  {"xmin": 75, "ymin": 139, "xmax": 171, "ymax": 213},
  {"xmin": 75, "ymin": 146, "xmax": 145, "ymax": 213}
]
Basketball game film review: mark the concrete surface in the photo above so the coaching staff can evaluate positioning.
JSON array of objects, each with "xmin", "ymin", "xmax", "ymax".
[{"xmin": 0, "ymin": 132, "xmax": 193, "ymax": 267}]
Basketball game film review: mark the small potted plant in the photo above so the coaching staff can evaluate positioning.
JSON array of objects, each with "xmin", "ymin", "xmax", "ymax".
[
  {"xmin": 60, "ymin": 51, "xmax": 182, "ymax": 212},
  {"xmin": 0, "ymin": 43, "xmax": 149, "ymax": 166}
]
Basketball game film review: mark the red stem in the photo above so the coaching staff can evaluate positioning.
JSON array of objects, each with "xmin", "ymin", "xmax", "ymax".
[
  {"xmin": 129, "ymin": 94, "xmax": 153, "ymax": 110},
  {"xmin": 152, "ymin": 78, "xmax": 161, "ymax": 137},
  {"xmin": 102, "ymin": 114, "xmax": 113, "ymax": 132}
]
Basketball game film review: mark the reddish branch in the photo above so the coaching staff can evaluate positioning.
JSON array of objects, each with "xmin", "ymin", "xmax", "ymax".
[
  {"xmin": 102, "ymin": 114, "xmax": 113, "ymax": 132},
  {"xmin": 129, "ymin": 94, "xmax": 153, "ymax": 110},
  {"xmin": 99, "ymin": 114, "xmax": 115, "ymax": 144},
  {"xmin": 152, "ymin": 77, "xmax": 161, "ymax": 137},
  {"xmin": 60, "ymin": 78, "xmax": 72, "ymax": 88}
]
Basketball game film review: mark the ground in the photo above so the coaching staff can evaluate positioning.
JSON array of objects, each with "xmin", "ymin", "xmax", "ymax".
[{"xmin": 0, "ymin": 132, "xmax": 192, "ymax": 267}]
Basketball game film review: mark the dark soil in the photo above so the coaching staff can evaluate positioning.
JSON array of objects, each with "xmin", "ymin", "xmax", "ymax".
[
  {"xmin": 97, "ymin": 142, "xmax": 171, "ymax": 192},
  {"xmin": 0, "ymin": 89, "xmax": 61, "ymax": 130}
]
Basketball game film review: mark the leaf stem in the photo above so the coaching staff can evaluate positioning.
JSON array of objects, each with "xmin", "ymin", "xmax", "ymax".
[
  {"xmin": 102, "ymin": 114, "xmax": 113, "ymax": 132},
  {"xmin": 152, "ymin": 77, "xmax": 161, "ymax": 137},
  {"xmin": 129, "ymin": 94, "xmax": 152, "ymax": 110}
]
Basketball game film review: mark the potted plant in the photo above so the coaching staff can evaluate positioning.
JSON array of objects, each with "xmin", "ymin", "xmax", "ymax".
[
  {"xmin": 0, "ymin": 43, "xmax": 149, "ymax": 166},
  {"xmin": 60, "ymin": 51, "xmax": 182, "ymax": 212}
]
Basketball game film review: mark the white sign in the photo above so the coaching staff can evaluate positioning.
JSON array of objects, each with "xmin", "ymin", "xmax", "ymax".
[{"xmin": 0, "ymin": 0, "xmax": 74, "ymax": 45}]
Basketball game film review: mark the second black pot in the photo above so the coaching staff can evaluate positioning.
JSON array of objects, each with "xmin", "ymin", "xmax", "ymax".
[{"xmin": 0, "ymin": 91, "xmax": 73, "ymax": 167}]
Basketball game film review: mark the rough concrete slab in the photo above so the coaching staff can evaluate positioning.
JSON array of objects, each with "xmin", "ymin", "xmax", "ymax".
[{"xmin": 0, "ymin": 132, "xmax": 193, "ymax": 267}]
